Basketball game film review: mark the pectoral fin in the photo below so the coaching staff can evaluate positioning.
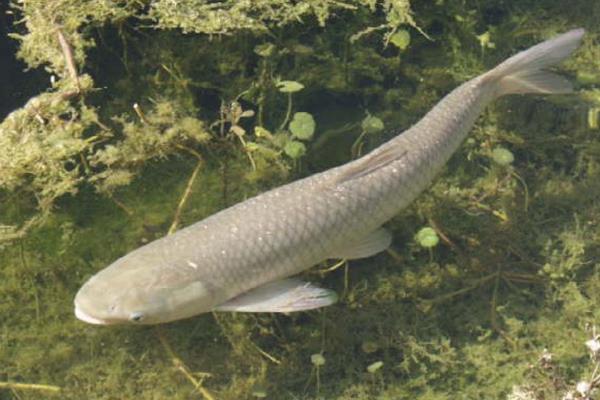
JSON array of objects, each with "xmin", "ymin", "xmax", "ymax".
[
  {"xmin": 331, "ymin": 227, "xmax": 392, "ymax": 260},
  {"xmin": 214, "ymin": 279, "xmax": 338, "ymax": 313}
]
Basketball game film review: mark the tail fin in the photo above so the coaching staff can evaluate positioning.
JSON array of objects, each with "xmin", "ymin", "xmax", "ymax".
[{"xmin": 484, "ymin": 28, "xmax": 585, "ymax": 97}]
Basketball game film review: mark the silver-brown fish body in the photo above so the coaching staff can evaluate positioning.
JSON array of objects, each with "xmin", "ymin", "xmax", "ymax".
[{"xmin": 75, "ymin": 29, "xmax": 584, "ymax": 325}]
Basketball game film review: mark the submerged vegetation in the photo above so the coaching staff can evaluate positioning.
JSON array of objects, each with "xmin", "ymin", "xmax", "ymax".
[{"xmin": 1, "ymin": 0, "xmax": 600, "ymax": 399}]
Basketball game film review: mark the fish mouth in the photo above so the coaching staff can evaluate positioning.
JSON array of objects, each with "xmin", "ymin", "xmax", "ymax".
[{"xmin": 74, "ymin": 303, "xmax": 111, "ymax": 325}]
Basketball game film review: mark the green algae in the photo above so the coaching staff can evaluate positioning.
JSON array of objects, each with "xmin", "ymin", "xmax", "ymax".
[{"xmin": 1, "ymin": 0, "xmax": 600, "ymax": 399}]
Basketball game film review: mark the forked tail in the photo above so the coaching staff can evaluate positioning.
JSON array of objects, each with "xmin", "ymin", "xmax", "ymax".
[{"xmin": 484, "ymin": 28, "xmax": 585, "ymax": 97}]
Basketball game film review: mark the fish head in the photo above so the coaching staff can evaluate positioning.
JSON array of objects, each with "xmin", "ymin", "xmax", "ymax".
[{"xmin": 74, "ymin": 253, "xmax": 217, "ymax": 325}]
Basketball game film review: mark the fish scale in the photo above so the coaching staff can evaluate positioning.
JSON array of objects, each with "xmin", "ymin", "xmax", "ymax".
[{"xmin": 74, "ymin": 28, "xmax": 585, "ymax": 325}]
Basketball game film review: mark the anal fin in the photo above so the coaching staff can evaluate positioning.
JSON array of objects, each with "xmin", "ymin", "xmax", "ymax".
[{"xmin": 214, "ymin": 279, "xmax": 338, "ymax": 313}]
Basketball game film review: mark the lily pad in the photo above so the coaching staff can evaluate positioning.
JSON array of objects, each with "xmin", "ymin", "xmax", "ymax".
[
  {"xmin": 389, "ymin": 30, "xmax": 411, "ymax": 50},
  {"xmin": 254, "ymin": 43, "xmax": 275, "ymax": 57},
  {"xmin": 283, "ymin": 140, "xmax": 306, "ymax": 159},
  {"xmin": 311, "ymin": 353, "xmax": 326, "ymax": 366},
  {"xmin": 254, "ymin": 126, "xmax": 272, "ymax": 139},
  {"xmin": 277, "ymin": 80, "xmax": 304, "ymax": 93},
  {"xmin": 361, "ymin": 114, "xmax": 384, "ymax": 134},
  {"xmin": 289, "ymin": 112, "xmax": 315, "ymax": 140},
  {"xmin": 416, "ymin": 227, "xmax": 439, "ymax": 248},
  {"xmin": 492, "ymin": 147, "xmax": 514, "ymax": 166}
]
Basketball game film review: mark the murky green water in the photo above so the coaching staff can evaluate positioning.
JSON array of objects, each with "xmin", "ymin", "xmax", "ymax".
[{"xmin": 2, "ymin": 1, "xmax": 600, "ymax": 399}]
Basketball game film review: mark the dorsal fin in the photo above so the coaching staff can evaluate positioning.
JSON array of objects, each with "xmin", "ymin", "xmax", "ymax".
[{"xmin": 335, "ymin": 143, "xmax": 408, "ymax": 184}]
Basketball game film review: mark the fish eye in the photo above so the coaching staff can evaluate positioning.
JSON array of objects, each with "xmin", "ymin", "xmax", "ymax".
[{"xmin": 129, "ymin": 312, "xmax": 144, "ymax": 323}]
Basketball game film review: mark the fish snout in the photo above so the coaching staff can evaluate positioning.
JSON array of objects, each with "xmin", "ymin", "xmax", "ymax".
[
  {"xmin": 74, "ymin": 302, "xmax": 112, "ymax": 325},
  {"xmin": 73, "ymin": 282, "xmax": 123, "ymax": 325}
]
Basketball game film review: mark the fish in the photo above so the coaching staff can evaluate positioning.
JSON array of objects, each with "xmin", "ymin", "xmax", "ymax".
[{"xmin": 74, "ymin": 29, "xmax": 584, "ymax": 325}]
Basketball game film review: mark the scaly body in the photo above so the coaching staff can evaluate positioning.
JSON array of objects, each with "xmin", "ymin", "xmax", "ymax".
[
  {"xmin": 138, "ymin": 78, "xmax": 491, "ymax": 302},
  {"xmin": 75, "ymin": 29, "xmax": 584, "ymax": 325}
]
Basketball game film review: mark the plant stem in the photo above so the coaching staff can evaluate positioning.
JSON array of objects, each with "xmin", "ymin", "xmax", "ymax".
[{"xmin": 279, "ymin": 92, "xmax": 293, "ymax": 131}]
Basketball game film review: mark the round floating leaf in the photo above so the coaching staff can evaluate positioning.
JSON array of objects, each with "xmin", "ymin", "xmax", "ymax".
[
  {"xmin": 390, "ymin": 30, "xmax": 411, "ymax": 50},
  {"xmin": 254, "ymin": 126, "xmax": 272, "ymax": 139},
  {"xmin": 492, "ymin": 147, "xmax": 514, "ymax": 166},
  {"xmin": 476, "ymin": 31, "xmax": 495, "ymax": 49},
  {"xmin": 289, "ymin": 112, "xmax": 315, "ymax": 140},
  {"xmin": 254, "ymin": 43, "xmax": 275, "ymax": 57},
  {"xmin": 277, "ymin": 80, "xmax": 304, "ymax": 93},
  {"xmin": 245, "ymin": 142, "xmax": 259, "ymax": 152},
  {"xmin": 230, "ymin": 125, "xmax": 245, "ymax": 137},
  {"xmin": 361, "ymin": 340, "xmax": 380, "ymax": 354},
  {"xmin": 361, "ymin": 114, "xmax": 384, "ymax": 134},
  {"xmin": 416, "ymin": 227, "xmax": 439, "ymax": 248},
  {"xmin": 283, "ymin": 140, "xmax": 306, "ymax": 159},
  {"xmin": 311, "ymin": 353, "xmax": 326, "ymax": 366}
]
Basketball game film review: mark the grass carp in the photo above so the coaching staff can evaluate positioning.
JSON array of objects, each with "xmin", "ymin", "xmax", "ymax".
[{"xmin": 75, "ymin": 29, "xmax": 584, "ymax": 325}]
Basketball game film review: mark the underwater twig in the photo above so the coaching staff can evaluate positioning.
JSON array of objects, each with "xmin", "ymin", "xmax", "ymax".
[
  {"xmin": 157, "ymin": 193, "xmax": 215, "ymax": 399},
  {"xmin": 489, "ymin": 270, "xmax": 516, "ymax": 348},
  {"xmin": 0, "ymin": 214, "xmax": 45, "ymax": 244},
  {"xmin": 502, "ymin": 271, "xmax": 543, "ymax": 284},
  {"xmin": 0, "ymin": 381, "xmax": 61, "ymax": 393},
  {"xmin": 249, "ymin": 340, "xmax": 281, "ymax": 365},
  {"xmin": 428, "ymin": 218, "xmax": 462, "ymax": 256},
  {"xmin": 510, "ymin": 170, "xmax": 530, "ymax": 212},
  {"xmin": 386, "ymin": 247, "xmax": 403, "ymax": 264},
  {"xmin": 211, "ymin": 312, "xmax": 237, "ymax": 348},
  {"xmin": 78, "ymin": 152, "xmax": 91, "ymax": 175},
  {"xmin": 213, "ymin": 312, "xmax": 282, "ymax": 365},
  {"xmin": 350, "ymin": 24, "xmax": 387, "ymax": 43},
  {"xmin": 156, "ymin": 328, "xmax": 215, "ymax": 400},
  {"xmin": 56, "ymin": 27, "xmax": 80, "ymax": 93},
  {"xmin": 169, "ymin": 158, "xmax": 203, "ymax": 234},
  {"xmin": 160, "ymin": 63, "xmax": 190, "ymax": 90},
  {"xmin": 506, "ymin": 244, "xmax": 543, "ymax": 270},
  {"xmin": 133, "ymin": 103, "xmax": 149, "ymax": 124},
  {"xmin": 420, "ymin": 272, "xmax": 499, "ymax": 306},
  {"xmin": 108, "ymin": 195, "xmax": 134, "ymax": 216},
  {"xmin": 471, "ymin": 201, "xmax": 508, "ymax": 221}
]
